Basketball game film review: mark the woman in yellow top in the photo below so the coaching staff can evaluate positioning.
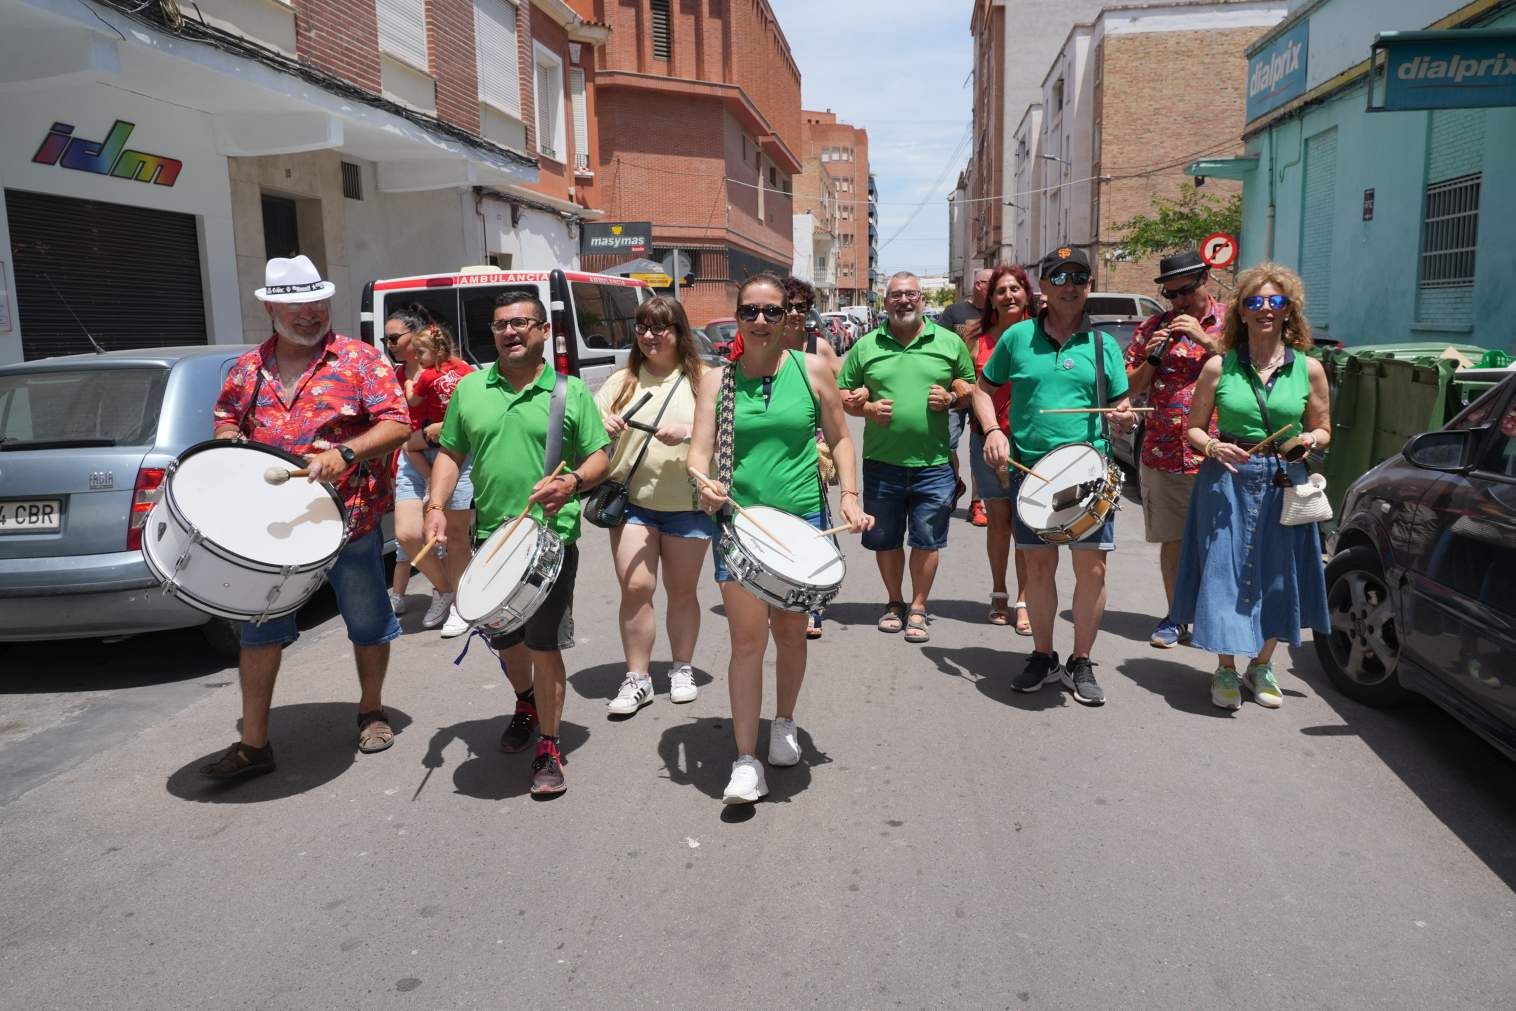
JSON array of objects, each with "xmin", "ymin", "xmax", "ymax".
[{"xmin": 594, "ymin": 297, "xmax": 712, "ymax": 716}]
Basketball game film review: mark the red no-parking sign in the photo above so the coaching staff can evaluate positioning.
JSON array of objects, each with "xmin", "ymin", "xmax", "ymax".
[{"xmin": 1201, "ymin": 232, "xmax": 1238, "ymax": 269}]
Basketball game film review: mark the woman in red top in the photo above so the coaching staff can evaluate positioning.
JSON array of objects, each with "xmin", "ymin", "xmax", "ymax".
[{"xmin": 958, "ymin": 265, "xmax": 1034, "ymax": 634}]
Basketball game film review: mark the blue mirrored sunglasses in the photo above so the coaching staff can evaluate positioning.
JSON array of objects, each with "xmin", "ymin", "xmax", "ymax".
[{"xmin": 1243, "ymin": 294, "xmax": 1289, "ymax": 312}]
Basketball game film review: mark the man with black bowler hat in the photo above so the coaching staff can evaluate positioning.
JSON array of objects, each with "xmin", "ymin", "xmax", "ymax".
[{"xmin": 1123, "ymin": 250, "xmax": 1225, "ymax": 649}]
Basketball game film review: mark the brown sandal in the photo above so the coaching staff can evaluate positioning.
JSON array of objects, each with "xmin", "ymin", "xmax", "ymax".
[
  {"xmin": 877, "ymin": 601, "xmax": 906, "ymax": 633},
  {"xmin": 904, "ymin": 608, "xmax": 931, "ymax": 643},
  {"xmin": 357, "ymin": 709, "xmax": 394, "ymax": 753}
]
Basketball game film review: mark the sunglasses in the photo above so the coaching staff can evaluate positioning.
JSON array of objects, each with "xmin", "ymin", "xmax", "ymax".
[
  {"xmin": 1242, "ymin": 294, "xmax": 1290, "ymax": 312},
  {"xmin": 1160, "ymin": 277, "xmax": 1205, "ymax": 300},
  {"xmin": 634, "ymin": 323, "xmax": 672, "ymax": 336},
  {"xmin": 1045, "ymin": 270, "xmax": 1091, "ymax": 288},
  {"xmin": 489, "ymin": 317, "xmax": 543, "ymax": 333},
  {"xmin": 785, "ymin": 302, "xmax": 813, "ymax": 315},
  {"xmin": 736, "ymin": 303, "xmax": 786, "ymax": 323}
]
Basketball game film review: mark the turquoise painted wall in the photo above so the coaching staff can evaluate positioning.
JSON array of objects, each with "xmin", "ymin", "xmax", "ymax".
[{"xmin": 1238, "ymin": 9, "xmax": 1516, "ymax": 351}]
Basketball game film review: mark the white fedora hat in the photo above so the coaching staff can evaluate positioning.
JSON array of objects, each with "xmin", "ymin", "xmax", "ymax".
[{"xmin": 255, "ymin": 255, "xmax": 336, "ymax": 303}]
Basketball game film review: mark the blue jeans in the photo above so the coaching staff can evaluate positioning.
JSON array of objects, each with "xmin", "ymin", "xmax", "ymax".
[
  {"xmin": 861, "ymin": 460, "xmax": 954, "ymax": 551},
  {"xmin": 241, "ymin": 529, "xmax": 402, "ymax": 647},
  {"xmin": 625, "ymin": 503, "xmax": 718, "ymax": 540},
  {"xmin": 967, "ymin": 428, "xmax": 1014, "ymax": 501},
  {"xmin": 395, "ymin": 446, "xmax": 474, "ymax": 509},
  {"xmin": 713, "ymin": 511, "xmax": 825, "ymax": 583}
]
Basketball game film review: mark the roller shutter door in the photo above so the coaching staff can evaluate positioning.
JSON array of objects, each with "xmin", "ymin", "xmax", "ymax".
[
  {"xmin": 1299, "ymin": 128, "xmax": 1337, "ymax": 328},
  {"xmin": 6, "ymin": 188, "xmax": 207, "ymax": 361}
]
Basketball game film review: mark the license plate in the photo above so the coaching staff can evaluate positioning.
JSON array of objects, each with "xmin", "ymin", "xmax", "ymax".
[{"xmin": 0, "ymin": 499, "xmax": 63, "ymax": 532}]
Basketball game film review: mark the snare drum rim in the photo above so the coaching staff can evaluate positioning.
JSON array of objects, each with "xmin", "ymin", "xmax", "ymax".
[
  {"xmin": 165, "ymin": 439, "xmax": 349, "ymax": 574},
  {"xmin": 719, "ymin": 518, "xmax": 846, "ymax": 595}
]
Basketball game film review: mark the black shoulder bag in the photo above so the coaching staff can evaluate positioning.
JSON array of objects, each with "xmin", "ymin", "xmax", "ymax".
[{"xmin": 584, "ymin": 373, "xmax": 685, "ymax": 528}]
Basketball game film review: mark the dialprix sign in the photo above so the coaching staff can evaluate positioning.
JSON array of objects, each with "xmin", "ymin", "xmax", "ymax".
[
  {"xmin": 1246, "ymin": 20, "xmax": 1310, "ymax": 122},
  {"xmin": 1371, "ymin": 30, "xmax": 1516, "ymax": 112},
  {"xmin": 32, "ymin": 120, "xmax": 183, "ymax": 187},
  {"xmin": 582, "ymin": 221, "xmax": 652, "ymax": 255}
]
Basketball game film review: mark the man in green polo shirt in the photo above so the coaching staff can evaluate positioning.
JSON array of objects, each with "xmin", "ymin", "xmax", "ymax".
[
  {"xmin": 425, "ymin": 292, "xmax": 610, "ymax": 796},
  {"xmin": 838, "ymin": 270, "xmax": 977, "ymax": 645},
  {"xmin": 972, "ymin": 246, "xmax": 1137, "ymax": 708}
]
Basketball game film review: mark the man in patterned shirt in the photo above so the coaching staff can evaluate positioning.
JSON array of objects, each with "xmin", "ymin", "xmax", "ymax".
[
  {"xmin": 1124, "ymin": 250, "xmax": 1224, "ymax": 649},
  {"xmin": 202, "ymin": 255, "xmax": 412, "ymax": 781}
]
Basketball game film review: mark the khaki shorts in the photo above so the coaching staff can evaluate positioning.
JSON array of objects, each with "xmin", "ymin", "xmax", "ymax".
[{"xmin": 1139, "ymin": 465, "xmax": 1197, "ymax": 543}]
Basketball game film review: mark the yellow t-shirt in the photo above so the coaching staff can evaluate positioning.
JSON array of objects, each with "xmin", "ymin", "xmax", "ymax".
[{"xmin": 593, "ymin": 366, "xmax": 700, "ymax": 513}]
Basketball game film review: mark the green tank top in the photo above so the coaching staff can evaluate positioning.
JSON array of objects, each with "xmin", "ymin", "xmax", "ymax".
[
  {"xmin": 731, "ymin": 351, "xmax": 823, "ymax": 516},
  {"xmin": 1214, "ymin": 348, "xmax": 1311, "ymax": 440}
]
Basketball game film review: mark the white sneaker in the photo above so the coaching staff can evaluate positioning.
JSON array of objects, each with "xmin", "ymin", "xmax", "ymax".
[
  {"xmin": 606, "ymin": 674, "xmax": 653, "ymax": 716},
  {"xmin": 421, "ymin": 590, "xmax": 453, "ymax": 629},
  {"xmin": 722, "ymin": 755, "xmax": 768, "ymax": 805},
  {"xmin": 388, "ymin": 590, "xmax": 406, "ymax": 616},
  {"xmin": 668, "ymin": 663, "xmax": 698, "ymax": 703},
  {"xmin": 768, "ymin": 717, "xmax": 800, "ymax": 767},
  {"xmin": 439, "ymin": 604, "xmax": 468, "ymax": 639}
]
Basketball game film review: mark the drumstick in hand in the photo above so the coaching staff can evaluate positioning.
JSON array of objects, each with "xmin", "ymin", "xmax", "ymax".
[
  {"xmin": 486, "ymin": 462, "xmax": 568, "ymax": 564},
  {"xmin": 814, "ymin": 523, "xmax": 857, "ymax": 537},
  {"xmin": 1038, "ymin": 407, "xmax": 1155, "ymax": 414},
  {"xmin": 1006, "ymin": 458, "xmax": 1051, "ymax": 483},
  {"xmin": 688, "ymin": 469, "xmax": 791, "ymax": 552},
  {"xmin": 1249, "ymin": 424, "xmax": 1297, "ymax": 456},
  {"xmin": 263, "ymin": 467, "xmax": 310, "ymax": 485}
]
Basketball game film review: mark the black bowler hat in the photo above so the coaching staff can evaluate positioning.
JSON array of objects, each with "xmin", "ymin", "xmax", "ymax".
[
  {"xmin": 1039, "ymin": 245, "xmax": 1090, "ymax": 276},
  {"xmin": 1154, "ymin": 250, "xmax": 1208, "ymax": 284}
]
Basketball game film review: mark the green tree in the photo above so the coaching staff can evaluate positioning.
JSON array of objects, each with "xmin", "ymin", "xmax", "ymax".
[
  {"xmin": 926, "ymin": 287, "xmax": 956, "ymax": 308},
  {"xmin": 1111, "ymin": 183, "xmax": 1242, "ymax": 260}
]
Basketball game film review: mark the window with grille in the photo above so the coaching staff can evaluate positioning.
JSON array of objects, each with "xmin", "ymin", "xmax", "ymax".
[
  {"xmin": 341, "ymin": 161, "xmax": 363, "ymax": 200},
  {"xmin": 568, "ymin": 67, "xmax": 590, "ymax": 171},
  {"xmin": 651, "ymin": 0, "xmax": 671, "ymax": 60},
  {"xmin": 534, "ymin": 47, "xmax": 565, "ymax": 162},
  {"xmin": 475, "ymin": 0, "xmax": 521, "ymax": 118},
  {"xmin": 1420, "ymin": 173, "xmax": 1480, "ymax": 289}
]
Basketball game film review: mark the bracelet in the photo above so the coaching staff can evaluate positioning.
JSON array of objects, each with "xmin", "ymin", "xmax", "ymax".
[
  {"xmin": 841, "ymin": 490, "xmax": 860, "ymax": 499},
  {"xmin": 1203, "ymin": 438, "xmax": 1218, "ymax": 458},
  {"xmin": 424, "ymin": 502, "xmax": 445, "ymax": 513}
]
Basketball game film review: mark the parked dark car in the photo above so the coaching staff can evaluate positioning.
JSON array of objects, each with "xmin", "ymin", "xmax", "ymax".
[{"xmin": 1318, "ymin": 373, "xmax": 1516, "ymax": 760}]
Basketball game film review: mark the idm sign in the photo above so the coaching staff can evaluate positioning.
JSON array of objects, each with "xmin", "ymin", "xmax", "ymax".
[
  {"xmin": 1246, "ymin": 20, "xmax": 1310, "ymax": 122},
  {"xmin": 1370, "ymin": 29, "xmax": 1516, "ymax": 112},
  {"xmin": 32, "ymin": 120, "xmax": 183, "ymax": 187}
]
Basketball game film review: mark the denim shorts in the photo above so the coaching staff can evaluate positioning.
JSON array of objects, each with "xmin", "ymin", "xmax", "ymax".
[
  {"xmin": 861, "ymin": 460, "xmax": 954, "ymax": 552},
  {"xmin": 713, "ymin": 510, "xmax": 824, "ymax": 583},
  {"xmin": 241, "ymin": 529, "xmax": 402, "ymax": 648},
  {"xmin": 967, "ymin": 428, "xmax": 1015, "ymax": 501},
  {"xmin": 625, "ymin": 503, "xmax": 718, "ymax": 540},
  {"xmin": 1010, "ymin": 473, "xmax": 1117, "ymax": 552},
  {"xmin": 948, "ymin": 408, "xmax": 967, "ymax": 451},
  {"xmin": 395, "ymin": 446, "xmax": 474, "ymax": 510}
]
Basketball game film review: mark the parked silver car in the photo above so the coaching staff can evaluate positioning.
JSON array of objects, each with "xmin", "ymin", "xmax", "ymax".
[{"xmin": 1, "ymin": 345, "xmax": 257, "ymax": 655}]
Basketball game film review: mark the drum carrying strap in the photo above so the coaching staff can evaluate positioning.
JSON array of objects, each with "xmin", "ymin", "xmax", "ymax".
[
  {"xmin": 1091, "ymin": 320, "xmax": 1109, "ymax": 445},
  {"xmin": 544, "ymin": 371, "xmax": 567, "ymax": 477}
]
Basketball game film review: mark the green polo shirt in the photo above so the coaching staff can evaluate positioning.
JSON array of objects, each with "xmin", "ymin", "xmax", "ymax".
[
  {"xmin": 980, "ymin": 316, "xmax": 1129, "ymax": 467},
  {"xmin": 836, "ymin": 320, "xmax": 977, "ymax": 467},
  {"xmin": 439, "ymin": 361, "xmax": 610, "ymax": 544}
]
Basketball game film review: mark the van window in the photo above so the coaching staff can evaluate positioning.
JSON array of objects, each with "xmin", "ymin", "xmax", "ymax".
[
  {"xmin": 1139, "ymin": 298, "xmax": 1164, "ymax": 317},
  {"xmin": 460, "ymin": 286, "xmax": 539, "ymax": 364},
  {"xmin": 1085, "ymin": 296, "xmax": 1138, "ymax": 317},
  {"xmin": 572, "ymin": 282, "xmax": 640, "ymax": 350}
]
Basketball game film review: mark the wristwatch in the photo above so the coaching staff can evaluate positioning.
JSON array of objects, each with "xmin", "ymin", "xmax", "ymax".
[{"xmin": 337, "ymin": 444, "xmax": 357, "ymax": 465}]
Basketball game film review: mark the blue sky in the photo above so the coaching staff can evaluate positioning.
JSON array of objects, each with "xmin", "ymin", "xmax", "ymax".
[{"xmin": 769, "ymin": 0, "xmax": 974, "ymax": 280}]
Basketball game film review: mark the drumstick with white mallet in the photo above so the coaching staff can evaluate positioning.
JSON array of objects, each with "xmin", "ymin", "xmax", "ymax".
[
  {"xmin": 485, "ymin": 462, "xmax": 569, "ymax": 564},
  {"xmin": 264, "ymin": 466, "xmax": 314, "ymax": 484},
  {"xmin": 688, "ymin": 469, "xmax": 791, "ymax": 552}
]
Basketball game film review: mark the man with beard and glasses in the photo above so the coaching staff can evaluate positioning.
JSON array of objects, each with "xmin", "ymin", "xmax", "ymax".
[
  {"xmin": 202, "ymin": 255, "xmax": 412, "ymax": 781},
  {"xmin": 839, "ymin": 271, "xmax": 977, "ymax": 645}
]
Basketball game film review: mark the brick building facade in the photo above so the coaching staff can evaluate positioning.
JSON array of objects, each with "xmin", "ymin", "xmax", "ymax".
[
  {"xmin": 572, "ymin": 0, "xmax": 802, "ymax": 327},
  {"xmin": 802, "ymin": 111, "xmax": 872, "ymax": 307}
]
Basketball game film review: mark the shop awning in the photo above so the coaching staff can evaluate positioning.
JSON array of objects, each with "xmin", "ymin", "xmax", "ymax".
[
  {"xmin": 1368, "ymin": 29, "xmax": 1516, "ymax": 112},
  {"xmin": 1185, "ymin": 156, "xmax": 1260, "ymax": 180}
]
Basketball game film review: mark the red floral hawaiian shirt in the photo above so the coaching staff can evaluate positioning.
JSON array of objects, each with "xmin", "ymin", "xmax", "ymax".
[
  {"xmin": 1123, "ymin": 296, "xmax": 1225, "ymax": 474},
  {"xmin": 213, "ymin": 332, "xmax": 411, "ymax": 539}
]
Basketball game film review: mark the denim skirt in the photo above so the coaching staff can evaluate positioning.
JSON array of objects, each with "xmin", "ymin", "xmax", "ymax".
[{"xmin": 1170, "ymin": 455, "xmax": 1330, "ymax": 657}]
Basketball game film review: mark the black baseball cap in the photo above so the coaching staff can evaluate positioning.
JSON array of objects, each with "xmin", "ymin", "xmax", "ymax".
[{"xmin": 1040, "ymin": 245, "xmax": 1091, "ymax": 276}]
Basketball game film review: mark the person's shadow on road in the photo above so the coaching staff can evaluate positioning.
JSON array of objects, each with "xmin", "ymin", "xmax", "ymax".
[
  {"xmin": 656, "ymin": 717, "xmax": 830, "ymax": 822},
  {"xmin": 418, "ymin": 718, "xmax": 589, "ymax": 802},
  {"xmin": 920, "ymin": 645, "xmax": 1068, "ymax": 712},
  {"xmin": 1116, "ymin": 657, "xmax": 1237, "ymax": 718},
  {"xmin": 165, "ymin": 702, "xmax": 414, "ymax": 803}
]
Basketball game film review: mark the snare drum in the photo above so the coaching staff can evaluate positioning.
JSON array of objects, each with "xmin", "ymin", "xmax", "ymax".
[
  {"xmin": 141, "ymin": 440, "xmax": 348, "ymax": 622},
  {"xmin": 1014, "ymin": 442, "xmax": 1123, "ymax": 545},
  {"xmin": 454, "ymin": 517, "xmax": 565, "ymax": 636},
  {"xmin": 718, "ymin": 507, "xmax": 845, "ymax": 613}
]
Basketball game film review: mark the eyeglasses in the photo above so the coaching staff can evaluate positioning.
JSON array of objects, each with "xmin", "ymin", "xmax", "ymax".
[
  {"xmin": 380, "ymin": 328, "xmax": 413, "ymax": 346},
  {"xmin": 634, "ymin": 323, "xmax": 672, "ymax": 336},
  {"xmin": 489, "ymin": 317, "xmax": 543, "ymax": 334},
  {"xmin": 736, "ymin": 303, "xmax": 786, "ymax": 323},
  {"xmin": 1242, "ymin": 294, "xmax": 1290, "ymax": 312},
  {"xmin": 785, "ymin": 302, "xmax": 813, "ymax": 315},
  {"xmin": 885, "ymin": 290, "xmax": 922, "ymax": 302},
  {"xmin": 1160, "ymin": 277, "xmax": 1205, "ymax": 300},
  {"xmin": 1044, "ymin": 270, "xmax": 1091, "ymax": 288}
]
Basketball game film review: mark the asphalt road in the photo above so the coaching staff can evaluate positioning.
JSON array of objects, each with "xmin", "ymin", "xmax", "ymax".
[{"xmin": 4, "ymin": 426, "xmax": 1515, "ymax": 1008}]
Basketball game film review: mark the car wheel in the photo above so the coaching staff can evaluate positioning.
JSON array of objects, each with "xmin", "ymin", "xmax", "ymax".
[
  {"xmin": 1314, "ymin": 545, "xmax": 1409, "ymax": 706},
  {"xmin": 201, "ymin": 617, "xmax": 244, "ymax": 660}
]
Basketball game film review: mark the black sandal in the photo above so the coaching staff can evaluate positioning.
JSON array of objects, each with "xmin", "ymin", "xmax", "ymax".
[
  {"xmin": 201, "ymin": 741, "xmax": 276, "ymax": 780},
  {"xmin": 357, "ymin": 709, "xmax": 394, "ymax": 754}
]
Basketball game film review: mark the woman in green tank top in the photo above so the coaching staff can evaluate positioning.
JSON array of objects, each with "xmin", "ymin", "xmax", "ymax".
[
  {"xmin": 687, "ymin": 273, "xmax": 872, "ymax": 806},
  {"xmin": 1171, "ymin": 263, "xmax": 1333, "ymax": 713}
]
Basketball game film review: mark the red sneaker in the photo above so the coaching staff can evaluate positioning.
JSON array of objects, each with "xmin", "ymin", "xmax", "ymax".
[
  {"xmin": 968, "ymin": 500, "xmax": 988, "ymax": 527},
  {"xmin": 530, "ymin": 738, "xmax": 566, "ymax": 796}
]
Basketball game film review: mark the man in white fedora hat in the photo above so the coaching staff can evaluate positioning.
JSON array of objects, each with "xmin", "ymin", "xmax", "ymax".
[{"xmin": 203, "ymin": 254, "xmax": 412, "ymax": 780}]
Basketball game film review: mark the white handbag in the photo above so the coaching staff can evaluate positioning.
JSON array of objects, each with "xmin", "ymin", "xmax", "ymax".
[{"xmin": 1280, "ymin": 472, "xmax": 1332, "ymax": 526}]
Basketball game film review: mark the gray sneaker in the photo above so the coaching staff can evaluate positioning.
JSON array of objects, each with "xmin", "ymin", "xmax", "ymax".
[
  {"xmin": 1013, "ymin": 651, "xmax": 1062, "ymax": 692},
  {"xmin": 1062, "ymin": 656, "xmax": 1105, "ymax": 706}
]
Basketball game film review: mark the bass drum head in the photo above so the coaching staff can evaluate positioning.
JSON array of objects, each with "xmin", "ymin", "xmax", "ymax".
[
  {"xmin": 731, "ymin": 506, "xmax": 845, "ymax": 589},
  {"xmin": 1014, "ymin": 443, "xmax": 1109, "ymax": 534},
  {"xmin": 171, "ymin": 441, "xmax": 345, "ymax": 568},
  {"xmin": 455, "ymin": 517, "xmax": 543, "ymax": 624}
]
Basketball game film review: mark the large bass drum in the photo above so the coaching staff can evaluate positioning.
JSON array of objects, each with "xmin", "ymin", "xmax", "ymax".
[{"xmin": 141, "ymin": 440, "xmax": 348, "ymax": 623}]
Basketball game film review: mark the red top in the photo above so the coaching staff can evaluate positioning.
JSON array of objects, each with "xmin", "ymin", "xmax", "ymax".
[
  {"xmin": 214, "ymin": 333, "xmax": 411, "ymax": 539},
  {"xmin": 1123, "ymin": 296, "xmax": 1225, "ymax": 474},
  {"xmin": 972, "ymin": 312, "xmax": 1022, "ymax": 432},
  {"xmin": 407, "ymin": 357, "xmax": 474, "ymax": 428}
]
